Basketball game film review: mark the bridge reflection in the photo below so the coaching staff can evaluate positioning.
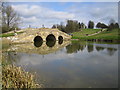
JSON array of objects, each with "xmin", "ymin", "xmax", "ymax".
[
  {"xmin": 8, "ymin": 40, "xmax": 71, "ymax": 55},
  {"xmin": 34, "ymin": 41, "xmax": 43, "ymax": 47},
  {"xmin": 46, "ymin": 41, "xmax": 56, "ymax": 47}
]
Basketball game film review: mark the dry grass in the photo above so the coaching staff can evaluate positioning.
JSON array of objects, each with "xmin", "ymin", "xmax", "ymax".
[
  {"xmin": 2, "ymin": 38, "xmax": 12, "ymax": 44},
  {"xmin": 1, "ymin": 38, "xmax": 12, "ymax": 51},
  {"xmin": 2, "ymin": 54, "xmax": 42, "ymax": 88},
  {"xmin": 2, "ymin": 64, "xmax": 42, "ymax": 88}
]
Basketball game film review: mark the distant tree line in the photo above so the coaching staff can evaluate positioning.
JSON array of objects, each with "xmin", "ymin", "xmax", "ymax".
[
  {"xmin": 52, "ymin": 20, "xmax": 87, "ymax": 33},
  {"xmin": 52, "ymin": 19, "xmax": 119, "ymax": 33},
  {"xmin": 96, "ymin": 22, "xmax": 108, "ymax": 29},
  {"xmin": 107, "ymin": 22, "xmax": 119, "ymax": 31}
]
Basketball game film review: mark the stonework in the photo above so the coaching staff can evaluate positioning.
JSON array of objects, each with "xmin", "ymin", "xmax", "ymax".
[{"xmin": 11, "ymin": 28, "xmax": 71, "ymax": 43}]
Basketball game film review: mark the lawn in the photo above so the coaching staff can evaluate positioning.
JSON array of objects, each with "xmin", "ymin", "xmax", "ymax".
[
  {"xmin": 0, "ymin": 31, "xmax": 24, "ymax": 37},
  {"xmin": 72, "ymin": 29, "xmax": 119, "ymax": 40},
  {"xmin": 72, "ymin": 28, "xmax": 102, "ymax": 37},
  {"xmin": 87, "ymin": 29, "xmax": 119, "ymax": 40}
]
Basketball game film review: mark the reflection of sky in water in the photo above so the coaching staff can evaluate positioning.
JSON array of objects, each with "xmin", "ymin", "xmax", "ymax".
[{"xmin": 8, "ymin": 42, "xmax": 118, "ymax": 88}]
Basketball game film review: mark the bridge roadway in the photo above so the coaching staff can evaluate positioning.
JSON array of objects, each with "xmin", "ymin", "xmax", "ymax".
[{"xmin": 11, "ymin": 28, "xmax": 71, "ymax": 43}]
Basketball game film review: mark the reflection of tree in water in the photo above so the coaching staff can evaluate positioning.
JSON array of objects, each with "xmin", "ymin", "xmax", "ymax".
[
  {"xmin": 95, "ymin": 46, "xmax": 117, "ymax": 56},
  {"xmin": 87, "ymin": 44, "xmax": 94, "ymax": 53},
  {"xmin": 79, "ymin": 44, "xmax": 86, "ymax": 51},
  {"xmin": 95, "ymin": 46, "xmax": 105, "ymax": 52},
  {"xmin": 66, "ymin": 44, "xmax": 78, "ymax": 53},
  {"xmin": 107, "ymin": 48, "xmax": 117, "ymax": 56},
  {"xmin": 66, "ymin": 42, "xmax": 86, "ymax": 54}
]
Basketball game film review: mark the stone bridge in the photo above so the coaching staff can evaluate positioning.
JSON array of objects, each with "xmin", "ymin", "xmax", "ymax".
[{"xmin": 12, "ymin": 28, "xmax": 71, "ymax": 43}]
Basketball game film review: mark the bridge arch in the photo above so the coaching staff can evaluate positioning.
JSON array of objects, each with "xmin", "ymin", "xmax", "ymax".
[
  {"xmin": 46, "ymin": 34, "xmax": 56, "ymax": 41},
  {"xmin": 58, "ymin": 36, "xmax": 63, "ymax": 41},
  {"xmin": 34, "ymin": 36, "xmax": 43, "ymax": 42},
  {"xmin": 58, "ymin": 36, "xmax": 63, "ymax": 44}
]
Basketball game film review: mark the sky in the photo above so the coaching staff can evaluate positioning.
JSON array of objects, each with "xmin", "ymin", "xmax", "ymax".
[{"xmin": 9, "ymin": 2, "xmax": 118, "ymax": 28}]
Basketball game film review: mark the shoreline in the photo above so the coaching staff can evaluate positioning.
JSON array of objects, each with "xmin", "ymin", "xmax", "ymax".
[{"xmin": 71, "ymin": 38, "xmax": 120, "ymax": 44}]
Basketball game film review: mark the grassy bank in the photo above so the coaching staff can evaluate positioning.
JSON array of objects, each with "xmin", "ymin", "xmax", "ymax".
[
  {"xmin": 0, "ymin": 31, "xmax": 24, "ymax": 37},
  {"xmin": 73, "ymin": 29, "xmax": 102, "ymax": 37},
  {"xmin": 72, "ymin": 29, "xmax": 120, "ymax": 41}
]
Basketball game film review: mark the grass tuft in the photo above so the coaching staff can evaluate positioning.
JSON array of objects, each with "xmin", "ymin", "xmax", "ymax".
[{"xmin": 2, "ymin": 64, "xmax": 42, "ymax": 88}]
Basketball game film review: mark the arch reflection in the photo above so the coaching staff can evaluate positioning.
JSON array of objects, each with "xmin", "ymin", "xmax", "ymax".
[
  {"xmin": 58, "ymin": 40, "xmax": 63, "ymax": 45},
  {"xmin": 46, "ymin": 40, "xmax": 56, "ymax": 47},
  {"xmin": 34, "ymin": 41, "xmax": 43, "ymax": 47}
]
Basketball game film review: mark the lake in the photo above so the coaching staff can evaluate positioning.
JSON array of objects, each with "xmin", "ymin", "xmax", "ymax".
[{"xmin": 3, "ymin": 40, "xmax": 118, "ymax": 88}]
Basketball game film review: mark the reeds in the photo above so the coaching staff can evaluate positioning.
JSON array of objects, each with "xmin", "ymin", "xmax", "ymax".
[{"xmin": 2, "ymin": 64, "xmax": 41, "ymax": 88}]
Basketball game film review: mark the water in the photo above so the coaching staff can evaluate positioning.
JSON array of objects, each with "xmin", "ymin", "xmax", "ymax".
[{"xmin": 3, "ymin": 40, "xmax": 118, "ymax": 88}]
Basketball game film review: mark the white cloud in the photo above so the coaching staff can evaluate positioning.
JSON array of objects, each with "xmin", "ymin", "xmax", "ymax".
[
  {"xmin": 12, "ymin": 4, "xmax": 75, "ymax": 28},
  {"xmin": 12, "ymin": 5, "xmax": 43, "ymax": 17},
  {"xmin": 12, "ymin": 4, "xmax": 75, "ymax": 19},
  {"xmin": 21, "ymin": 16, "xmax": 39, "ymax": 23},
  {"xmin": 45, "ymin": 11, "xmax": 75, "ymax": 19},
  {"xmin": 11, "ymin": 2, "xmax": 118, "ymax": 28},
  {"xmin": 67, "ymin": 2, "xmax": 118, "ymax": 25}
]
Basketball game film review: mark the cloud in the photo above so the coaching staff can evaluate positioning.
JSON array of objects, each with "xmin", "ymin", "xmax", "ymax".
[
  {"xmin": 66, "ymin": 2, "xmax": 118, "ymax": 25},
  {"xmin": 12, "ymin": 4, "xmax": 75, "ymax": 28},
  {"xmin": 12, "ymin": 4, "xmax": 75, "ymax": 19},
  {"xmin": 11, "ymin": 2, "xmax": 118, "ymax": 28},
  {"xmin": 45, "ymin": 10, "xmax": 75, "ymax": 19},
  {"xmin": 21, "ymin": 16, "xmax": 39, "ymax": 23}
]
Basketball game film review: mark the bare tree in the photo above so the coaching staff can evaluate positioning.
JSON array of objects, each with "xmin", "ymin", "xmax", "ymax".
[
  {"xmin": 2, "ymin": 2, "xmax": 21, "ymax": 33},
  {"xmin": 0, "ymin": 1, "xmax": 3, "ymax": 33}
]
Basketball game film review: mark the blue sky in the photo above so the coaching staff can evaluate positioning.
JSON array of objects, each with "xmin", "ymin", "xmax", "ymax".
[{"xmin": 10, "ymin": 2, "xmax": 118, "ymax": 28}]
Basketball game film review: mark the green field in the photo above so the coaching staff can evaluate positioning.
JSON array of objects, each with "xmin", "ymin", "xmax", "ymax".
[
  {"xmin": 72, "ymin": 29, "xmax": 120, "ymax": 40},
  {"xmin": 0, "ymin": 31, "xmax": 24, "ymax": 37},
  {"xmin": 73, "ymin": 29, "xmax": 102, "ymax": 37}
]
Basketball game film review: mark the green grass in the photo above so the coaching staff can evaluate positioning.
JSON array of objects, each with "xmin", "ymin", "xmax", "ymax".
[
  {"xmin": 72, "ymin": 29, "xmax": 120, "ymax": 40},
  {"xmin": 73, "ymin": 29, "xmax": 102, "ymax": 37},
  {"xmin": 0, "ymin": 31, "xmax": 24, "ymax": 37}
]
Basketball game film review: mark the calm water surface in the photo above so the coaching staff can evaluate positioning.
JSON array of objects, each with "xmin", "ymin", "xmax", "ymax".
[{"xmin": 4, "ymin": 40, "xmax": 118, "ymax": 88}]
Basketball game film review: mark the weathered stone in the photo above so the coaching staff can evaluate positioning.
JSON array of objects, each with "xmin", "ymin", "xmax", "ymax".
[{"xmin": 11, "ymin": 28, "xmax": 71, "ymax": 43}]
